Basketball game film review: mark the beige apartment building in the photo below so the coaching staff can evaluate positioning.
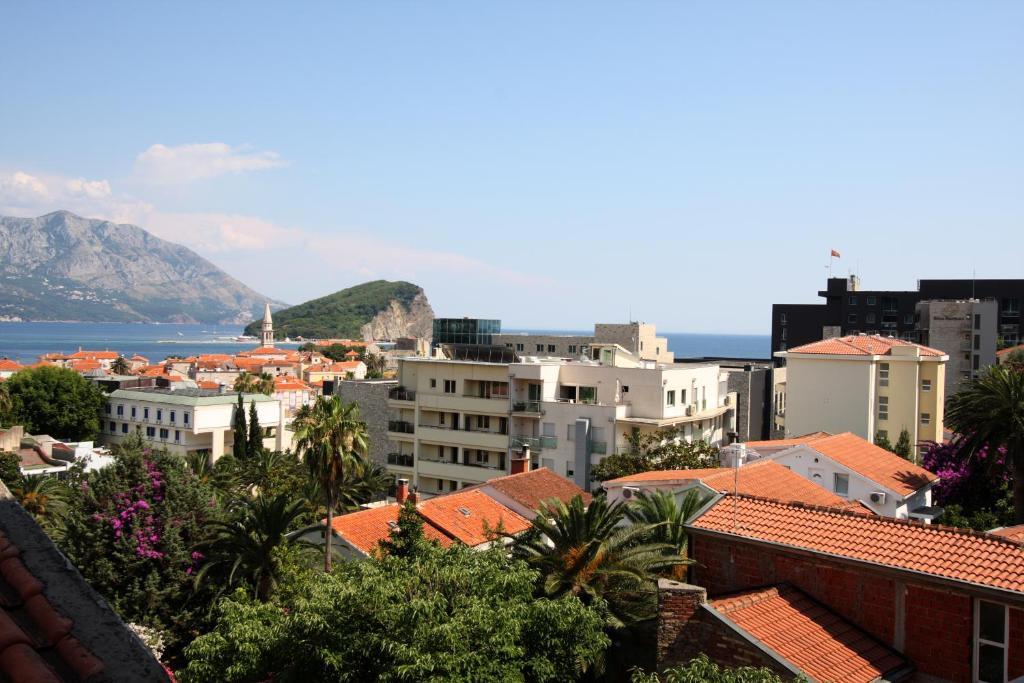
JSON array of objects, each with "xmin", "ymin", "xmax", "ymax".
[
  {"xmin": 387, "ymin": 346, "xmax": 732, "ymax": 494},
  {"xmin": 774, "ymin": 335, "xmax": 947, "ymax": 451},
  {"xmin": 492, "ymin": 322, "xmax": 674, "ymax": 364}
]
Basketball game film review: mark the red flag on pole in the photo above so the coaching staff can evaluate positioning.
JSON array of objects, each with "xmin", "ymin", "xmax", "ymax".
[{"xmin": 830, "ymin": 249, "xmax": 841, "ymax": 258}]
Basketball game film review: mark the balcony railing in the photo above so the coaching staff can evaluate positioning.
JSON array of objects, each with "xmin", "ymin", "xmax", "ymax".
[
  {"xmin": 388, "ymin": 420, "xmax": 415, "ymax": 434},
  {"xmin": 590, "ymin": 441, "xmax": 608, "ymax": 455},
  {"xmin": 387, "ymin": 452, "xmax": 414, "ymax": 467},
  {"xmin": 462, "ymin": 455, "xmax": 506, "ymax": 470},
  {"xmin": 511, "ymin": 435, "xmax": 558, "ymax": 450},
  {"xmin": 389, "ymin": 387, "xmax": 416, "ymax": 401},
  {"xmin": 512, "ymin": 401, "xmax": 543, "ymax": 414},
  {"xmin": 463, "ymin": 393, "xmax": 509, "ymax": 401}
]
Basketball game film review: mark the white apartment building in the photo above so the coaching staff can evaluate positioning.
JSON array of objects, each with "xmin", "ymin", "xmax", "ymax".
[
  {"xmin": 492, "ymin": 322, "xmax": 674, "ymax": 364},
  {"xmin": 101, "ymin": 388, "xmax": 286, "ymax": 460},
  {"xmin": 386, "ymin": 347, "xmax": 732, "ymax": 494}
]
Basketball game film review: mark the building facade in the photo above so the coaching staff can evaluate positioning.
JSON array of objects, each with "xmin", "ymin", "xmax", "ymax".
[
  {"xmin": 493, "ymin": 321, "xmax": 674, "ymax": 364},
  {"xmin": 916, "ymin": 298, "xmax": 998, "ymax": 397},
  {"xmin": 430, "ymin": 318, "xmax": 501, "ymax": 349},
  {"xmin": 774, "ymin": 335, "xmax": 946, "ymax": 449}
]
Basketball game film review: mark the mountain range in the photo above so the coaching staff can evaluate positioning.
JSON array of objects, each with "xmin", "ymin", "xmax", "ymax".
[{"xmin": 0, "ymin": 211, "xmax": 285, "ymax": 324}]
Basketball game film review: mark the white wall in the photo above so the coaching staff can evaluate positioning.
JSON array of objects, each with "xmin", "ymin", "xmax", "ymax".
[{"xmin": 783, "ymin": 357, "xmax": 875, "ymax": 439}]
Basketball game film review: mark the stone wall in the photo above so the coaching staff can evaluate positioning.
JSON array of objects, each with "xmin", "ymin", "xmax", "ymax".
[{"xmin": 333, "ymin": 380, "xmax": 396, "ymax": 466}]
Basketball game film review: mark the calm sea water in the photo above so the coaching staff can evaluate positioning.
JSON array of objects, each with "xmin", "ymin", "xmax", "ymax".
[{"xmin": 0, "ymin": 322, "xmax": 770, "ymax": 364}]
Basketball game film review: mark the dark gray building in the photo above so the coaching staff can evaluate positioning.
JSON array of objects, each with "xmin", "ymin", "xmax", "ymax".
[{"xmin": 431, "ymin": 318, "xmax": 501, "ymax": 349}]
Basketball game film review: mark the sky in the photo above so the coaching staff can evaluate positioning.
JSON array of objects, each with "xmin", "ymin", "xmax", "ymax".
[{"xmin": 1, "ymin": 2, "xmax": 1022, "ymax": 334}]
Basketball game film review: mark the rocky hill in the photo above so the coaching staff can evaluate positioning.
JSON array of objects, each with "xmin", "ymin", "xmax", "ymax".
[
  {"xmin": 0, "ymin": 211, "xmax": 285, "ymax": 323},
  {"xmin": 244, "ymin": 280, "xmax": 434, "ymax": 341}
]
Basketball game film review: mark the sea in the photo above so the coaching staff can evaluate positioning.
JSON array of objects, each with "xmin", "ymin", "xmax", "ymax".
[{"xmin": 0, "ymin": 322, "xmax": 770, "ymax": 365}]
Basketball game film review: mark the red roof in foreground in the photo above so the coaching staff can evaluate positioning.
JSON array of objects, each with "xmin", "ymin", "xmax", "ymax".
[
  {"xmin": 418, "ymin": 490, "xmax": 531, "ymax": 546},
  {"xmin": 711, "ymin": 585, "xmax": 908, "ymax": 683},
  {"xmin": 690, "ymin": 495, "xmax": 1024, "ymax": 594},
  {"xmin": 991, "ymin": 524, "xmax": 1024, "ymax": 543},
  {"xmin": 605, "ymin": 460, "xmax": 868, "ymax": 513},
  {"xmin": 785, "ymin": 335, "xmax": 945, "ymax": 357},
  {"xmin": 0, "ymin": 360, "xmax": 23, "ymax": 372},
  {"xmin": 477, "ymin": 467, "xmax": 591, "ymax": 513},
  {"xmin": 795, "ymin": 432, "xmax": 938, "ymax": 496},
  {"xmin": 330, "ymin": 504, "xmax": 453, "ymax": 555}
]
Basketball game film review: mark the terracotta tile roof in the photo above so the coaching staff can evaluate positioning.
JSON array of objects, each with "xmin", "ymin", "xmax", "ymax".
[
  {"xmin": 196, "ymin": 380, "xmax": 221, "ymax": 390},
  {"xmin": 0, "ymin": 360, "xmax": 23, "ymax": 372},
  {"xmin": 273, "ymin": 376, "xmax": 311, "ymax": 392},
  {"xmin": 607, "ymin": 460, "xmax": 867, "ymax": 512},
  {"xmin": 798, "ymin": 432, "xmax": 937, "ymax": 497},
  {"xmin": 326, "ymin": 361, "xmax": 364, "ymax": 372},
  {"xmin": 710, "ymin": 585, "xmax": 909, "ymax": 683},
  {"xmin": 476, "ymin": 467, "xmax": 591, "ymax": 513},
  {"xmin": 741, "ymin": 432, "xmax": 832, "ymax": 449},
  {"xmin": 689, "ymin": 495, "xmax": 1024, "ymax": 594},
  {"xmin": 419, "ymin": 490, "xmax": 531, "ymax": 546},
  {"xmin": 66, "ymin": 350, "xmax": 119, "ymax": 360},
  {"xmin": 196, "ymin": 354, "xmax": 232, "ymax": 363},
  {"xmin": 784, "ymin": 335, "xmax": 945, "ymax": 357},
  {"xmin": 129, "ymin": 355, "xmax": 149, "ymax": 362},
  {"xmin": 330, "ymin": 504, "xmax": 453, "ymax": 555},
  {"xmin": 67, "ymin": 360, "xmax": 101, "ymax": 373},
  {"xmin": 241, "ymin": 346, "xmax": 299, "ymax": 358},
  {"xmin": 996, "ymin": 343, "xmax": 1024, "ymax": 357},
  {"xmin": 990, "ymin": 524, "xmax": 1024, "ymax": 543}
]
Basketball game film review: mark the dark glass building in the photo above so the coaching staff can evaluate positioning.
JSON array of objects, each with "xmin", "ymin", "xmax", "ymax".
[
  {"xmin": 431, "ymin": 318, "xmax": 501, "ymax": 349},
  {"xmin": 772, "ymin": 277, "xmax": 1024, "ymax": 361}
]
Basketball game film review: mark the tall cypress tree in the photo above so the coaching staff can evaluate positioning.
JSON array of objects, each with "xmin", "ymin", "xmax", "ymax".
[
  {"xmin": 247, "ymin": 400, "xmax": 264, "ymax": 459},
  {"xmin": 894, "ymin": 428, "xmax": 914, "ymax": 462},
  {"xmin": 232, "ymin": 393, "xmax": 248, "ymax": 457}
]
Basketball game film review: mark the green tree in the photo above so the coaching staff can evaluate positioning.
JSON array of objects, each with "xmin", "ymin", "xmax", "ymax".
[
  {"xmin": 234, "ymin": 372, "xmax": 274, "ymax": 395},
  {"xmin": 592, "ymin": 431, "xmax": 718, "ymax": 482},
  {"xmin": 630, "ymin": 654, "xmax": 786, "ymax": 683},
  {"xmin": 874, "ymin": 431, "xmax": 895, "ymax": 452},
  {"xmin": 292, "ymin": 395, "xmax": 369, "ymax": 571},
  {"xmin": 377, "ymin": 501, "xmax": 428, "ymax": 558},
  {"xmin": 194, "ymin": 493, "xmax": 314, "ymax": 602},
  {"xmin": 946, "ymin": 364, "xmax": 1024, "ymax": 523},
  {"xmin": 514, "ymin": 494, "xmax": 683, "ymax": 627},
  {"xmin": 894, "ymin": 428, "xmax": 914, "ymax": 461},
  {"xmin": 335, "ymin": 455, "xmax": 392, "ymax": 511},
  {"xmin": 12, "ymin": 475, "xmax": 70, "ymax": 535},
  {"xmin": 0, "ymin": 451, "xmax": 23, "ymax": 488},
  {"xmin": 246, "ymin": 401, "xmax": 263, "ymax": 460},
  {"xmin": 231, "ymin": 394, "xmax": 247, "ymax": 458},
  {"xmin": 363, "ymin": 353, "xmax": 388, "ymax": 379},
  {"xmin": 3, "ymin": 366, "xmax": 105, "ymax": 439},
  {"xmin": 625, "ymin": 489, "xmax": 707, "ymax": 579},
  {"xmin": 1002, "ymin": 349, "xmax": 1024, "ymax": 372},
  {"xmin": 111, "ymin": 356, "xmax": 131, "ymax": 375},
  {"xmin": 0, "ymin": 384, "xmax": 12, "ymax": 427},
  {"xmin": 181, "ymin": 541, "xmax": 609, "ymax": 683}
]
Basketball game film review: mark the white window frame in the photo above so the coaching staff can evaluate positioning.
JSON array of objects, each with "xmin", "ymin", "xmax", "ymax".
[
  {"xmin": 921, "ymin": 379, "xmax": 931, "ymax": 392},
  {"xmin": 921, "ymin": 413, "xmax": 931, "ymax": 425},
  {"xmin": 833, "ymin": 473, "xmax": 849, "ymax": 497},
  {"xmin": 878, "ymin": 396, "xmax": 889, "ymax": 421},
  {"xmin": 973, "ymin": 599, "xmax": 1008, "ymax": 683},
  {"xmin": 666, "ymin": 390, "xmax": 676, "ymax": 407},
  {"xmin": 879, "ymin": 363, "xmax": 890, "ymax": 387}
]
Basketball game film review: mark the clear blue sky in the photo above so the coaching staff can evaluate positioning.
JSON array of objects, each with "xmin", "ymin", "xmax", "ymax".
[{"xmin": 1, "ymin": 2, "xmax": 1021, "ymax": 333}]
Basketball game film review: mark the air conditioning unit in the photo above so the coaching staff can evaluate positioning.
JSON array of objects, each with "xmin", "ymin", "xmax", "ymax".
[
  {"xmin": 869, "ymin": 491, "xmax": 887, "ymax": 505},
  {"xmin": 621, "ymin": 486, "xmax": 641, "ymax": 501},
  {"xmin": 686, "ymin": 405, "xmax": 695, "ymax": 416}
]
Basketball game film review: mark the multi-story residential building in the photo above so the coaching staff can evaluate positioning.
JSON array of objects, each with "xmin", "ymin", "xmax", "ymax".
[
  {"xmin": 676, "ymin": 358, "xmax": 771, "ymax": 441},
  {"xmin": 771, "ymin": 275, "xmax": 1024, "ymax": 358},
  {"xmin": 100, "ymin": 387, "xmax": 285, "ymax": 459},
  {"xmin": 773, "ymin": 335, "xmax": 947, "ymax": 450},
  {"xmin": 386, "ymin": 346, "xmax": 732, "ymax": 493},
  {"xmin": 493, "ymin": 321, "xmax": 674, "ymax": 364},
  {"xmin": 915, "ymin": 298, "xmax": 997, "ymax": 396}
]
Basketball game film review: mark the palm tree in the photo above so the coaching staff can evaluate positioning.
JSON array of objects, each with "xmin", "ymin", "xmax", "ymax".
[
  {"xmin": 234, "ymin": 372, "xmax": 275, "ymax": 395},
  {"xmin": 515, "ymin": 494, "xmax": 685, "ymax": 627},
  {"xmin": 946, "ymin": 364, "xmax": 1024, "ymax": 523},
  {"xmin": 193, "ymin": 492, "xmax": 314, "ymax": 601},
  {"xmin": 13, "ymin": 476, "xmax": 69, "ymax": 529},
  {"xmin": 336, "ymin": 456, "xmax": 393, "ymax": 511},
  {"xmin": 625, "ymin": 489, "xmax": 707, "ymax": 579},
  {"xmin": 110, "ymin": 356, "xmax": 131, "ymax": 375},
  {"xmin": 292, "ymin": 395, "xmax": 369, "ymax": 571}
]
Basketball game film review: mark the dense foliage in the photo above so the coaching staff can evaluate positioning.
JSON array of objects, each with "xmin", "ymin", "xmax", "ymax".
[
  {"xmin": 631, "ymin": 655, "xmax": 786, "ymax": 682},
  {"xmin": 181, "ymin": 539, "xmax": 610, "ymax": 682},
  {"xmin": 592, "ymin": 431, "xmax": 718, "ymax": 482},
  {"xmin": 923, "ymin": 439, "xmax": 1013, "ymax": 530},
  {"xmin": 2, "ymin": 366, "xmax": 105, "ymax": 439},
  {"xmin": 894, "ymin": 428, "xmax": 913, "ymax": 461},
  {"xmin": 243, "ymin": 280, "xmax": 423, "ymax": 339}
]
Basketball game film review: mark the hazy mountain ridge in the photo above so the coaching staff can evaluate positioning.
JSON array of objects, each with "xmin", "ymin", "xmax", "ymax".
[
  {"xmin": 0, "ymin": 211, "xmax": 285, "ymax": 323},
  {"xmin": 243, "ymin": 280, "xmax": 434, "ymax": 340}
]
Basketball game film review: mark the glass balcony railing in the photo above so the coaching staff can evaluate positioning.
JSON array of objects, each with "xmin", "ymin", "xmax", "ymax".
[
  {"xmin": 386, "ymin": 453, "xmax": 414, "ymax": 467},
  {"xmin": 512, "ymin": 401, "xmax": 543, "ymax": 414},
  {"xmin": 511, "ymin": 435, "xmax": 558, "ymax": 450},
  {"xmin": 389, "ymin": 387, "xmax": 416, "ymax": 401},
  {"xmin": 388, "ymin": 420, "xmax": 415, "ymax": 434},
  {"xmin": 462, "ymin": 455, "xmax": 506, "ymax": 470}
]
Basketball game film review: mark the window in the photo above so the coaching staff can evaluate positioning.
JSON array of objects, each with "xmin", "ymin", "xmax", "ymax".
[
  {"xmin": 921, "ymin": 412, "xmax": 931, "ymax": 425},
  {"xmin": 878, "ymin": 396, "xmax": 889, "ymax": 421},
  {"xmin": 566, "ymin": 424, "xmax": 575, "ymax": 442},
  {"xmin": 866, "ymin": 313, "xmax": 876, "ymax": 324},
  {"xmin": 849, "ymin": 295, "xmax": 857, "ymax": 306},
  {"xmin": 847, "ymin": 313, "xmax": 858, "ymax": 324},
  {"xmin": 104, "ymin": 403, "xmax": 112, "ymax": 415},
  {"xmin": 974, "ymin": 313, "xmax": 981, "ymax": 330},
  {"xmin": 921, "ymin": 379, "xmax": 931, "ymax": 392},
  {"xmin": 547, "ymin": 344, "xmax": 556, "ymax": 353},
  {"xmin": 566, "ymin": 463, "xmax": 574, "ymax": 477},
  {"xmin": 879, "ymin": 363, "xmax": 889, "ymax": 387},
  {"xmin": 183, "ymin": 412, "xmax": 190, "ymax": 425},
  {"xmin": 143, "ymin": 407, "xmax": 150, "ymax": 420},
  {"xmin": 1002, "ymin": 297, "xmax": 1020, "ymax": 315},
  {"xmin": 974, "ymin": 600, "xmax": 1007, "ymax": 683},
  {"xmin": 130, "ymin": 406, "xmax": 136, "ymax": 419},
  {"xmin": 478, "ymin": 415, "xmax": 490, "ymax": 429},
  {"xmin": 974, "ymin": 334, "xmax": 981, "ymax": 350},
  {"xmin": 833, "ymin": 473, "xmax": 849, "ymax": 497},
  {"xmin": 504, "ymin": 343, "xmax": 512, "ymax": 349},
  {"xmin": 108, "ymin": 420, "xmax": 115, "ymax": 432},
  {"xmin": 974, "ymin": 354, "xmax": 981, "ymax": 370},
  {"xmin": 121, "ymin": 423, "xmax": 128, "ymax": 434},
  {"xmin": 866, "ymin": 296, "xmax": 876, "ymax": 306},
  {"xmin": 146, "ymin": 427, "xmax": 155, "ymax": 437},
  {"xmin": 443, "ymin": 379, "xmax": 456, "ymax": 394},
  {"xmin": 542, "ymin": 422, "xmax": 556, "ymax": 437},
  {"xmin": 622, "ymin": 384, "xmax": 629, "ymax": 393},
  {"xmin": 666, "ymin": 390, "xmax": 676, "ymax": 406},
  {"xmin": 568, "ymin": 345, "xmax": 577, "ymax": 354},
  {"xmin": 536, "ymin": 344, "xmax": 544, "ymax": 352},
  {"xmin": 475, "ymin": 450, "xmax": 487, "ymax": 463},
  {"xmin": 169, "ymin": 410, "xmax": 176, "ymax": 424},
  {"xmin": 159, "ymin": 428, "xmax": 169, "ymax": 440},
  {"xmin": 781, "ymin": 328, "xmax": 787, "ymax": 341},
  {"xmin": 430, "ymin": 378, "xmax": 437, "ymax": 388},
  {"xmin": 174, "ymin": 430, "xmax": 180, "ymax": 442},
  {"xmin": 116, "ymin": 404, "xmax": 124, "ymax": 416},
  {"xmin": 156, "ymin": 409, "xmax": 163, "ymax": 422},
  {"xmin": 515, "ymin": 343, "xmax": 524, "ymax": 352},
  {"xmin": 780, "ymin": 313, "xmax": 787, "ymax": 324},
  {"xmin": 877, "ymin": 430, "xmax": 888, "ymax": 441}
]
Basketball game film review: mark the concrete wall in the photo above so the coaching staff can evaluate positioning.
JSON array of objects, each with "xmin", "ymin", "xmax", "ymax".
[
  {"xmin": 784, "ymin": 356, "xmax": 876, "ymax": 440},
  {"xmin": 334, "ymin": 379, "xmax": 396, "ymax": 467}
]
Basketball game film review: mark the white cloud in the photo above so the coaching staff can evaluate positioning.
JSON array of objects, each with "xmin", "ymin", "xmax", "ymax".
[{"xmin": 133, "ymin": 142, "xmax": 286, "ymax": 184}]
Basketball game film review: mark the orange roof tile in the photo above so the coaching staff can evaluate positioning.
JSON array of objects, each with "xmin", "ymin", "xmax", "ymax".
[
  {"xmin": 799, "ymin": 432, "xmax": 937, "ymax": 496},
  {"xmin": 690, "ymin": 495, "xmax": 1024, "ymax": 594},
  {"xmin": 474, "ymin": 467, "xmax": 591, "ymax": 513},
  {"xmin": 66, "ymin": 350, "xmax": 119, "ymax": 360},
  {"xmin": 273, "ymin": 376, "xmax": 311, "ymax": 392},
  {"xmin": 606, "ymin": 460, "xmax": 867, "ymax": 512},
  {"xmin": 710, "ymin": 585, "xmax": 908, "ymax": 683},
  {"xmin": 419, "ymin": 490, "xmax": 531, "ymax": 546},
  {"xmin": 330, "ymin": 504, "xmax": 453, "ymax": 555},
  {"xmin": 196, "ymin": 380, "xmax": 222, "ymax": 390},
  {"xmin": 996, "ymin": 343, "xmax": 1024, "ymax": 357},
  {"xmin": 67, "ymin": 360, "xmax": 102, "ymax": 372},
  {"xmin": 990, "ymin": 524, "xmax": 1024, "ymax": 543},
  {"xmin": 741, "ymin": 432, "xmax": 832, "ymax": 449},
  {"xmin": 785, "ymin": 335, "xmax": 945, "ymax": 357},
  {"xmin": 0, "ymin": 360, "xmax": 23, "ymax": 372}
]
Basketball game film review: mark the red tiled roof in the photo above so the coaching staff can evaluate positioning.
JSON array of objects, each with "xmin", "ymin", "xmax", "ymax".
[
  {"xmin": 784, "ymin": 335, "xmax": 945, "ymax": 357},
  {"xmin": 419, "ymin": 490, "xmax": 531, "ymax": 546},
  {"xmin": 66, "ymin": 350, "xmax": 118, "ymax": 360},
  {"xmin": 0, "ymin": 360, "xmax": 23, "ymax": 372},
  {"xmin": 996, "ymin": 343, "xmax": 1024, "ymax": 358},
  {"xmin": 690, "ymin": 495, "xmax": 1024, "ymax": 594},
  {"xmin": 710, "ymin": 585, "xmax": 908, "ymax": 683},
  {"xmin": 606, "ymin": 460, "xmax": 867, "ymax": 512},
  {"xmin": 330, "ymin": 504, "xmax": 453, "ymax": 555},
  {"xmin": 799, "ymin": 432, "xmax": 937, "ymax": 496},
  {"xmin": 477, "ymin": 467, "xmax": 591, "ymax": 513},
  {"xmin": 742, "ymin": 432, "xmax": 832, "ymax": 449},
  {"xmin": 274, "ymin": 376, "xmax": 311, "ymax": 392},
  {"xmin": 196, "ymin": 380, "xmax": 221, "ymax": 390},
  {"xmin": 67, "ymin": 360, "xmax": 101, "ymax": 373},
  {"xmin": 990, "ymin": 524, "xmax": 1024, "ymax": 543}
]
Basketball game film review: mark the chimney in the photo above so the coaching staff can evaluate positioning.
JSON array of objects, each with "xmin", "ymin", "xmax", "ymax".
[
  {"xmin": 511, "ymin": 444, "xmax": 531, "ymax": 475},
  {"xmin": 656, "ymin": 579, "xmax": 708, "ymax": 670},
  {"xmin": 396, "ymin": 478, "xmax": 409, "ymax": 504},
  {"xmin": 407, "ymin": 488, "xmax": 419, "ymax": 505}
]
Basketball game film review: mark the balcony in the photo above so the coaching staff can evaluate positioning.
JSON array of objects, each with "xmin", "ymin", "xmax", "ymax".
[
  {"xmin": 386, "ymin": 452, "xmax": 414, "ymax": 468},
  {"xmin": 462, "ymin": 454, "xmax": 506, "ymax": 471},
  {"xmin": 388, "ymin": 387, "xmax": 416, "ymax": 402},
  {"xmin": 512, "ymin": 400, "xmax": 544, "ymax": 415},
  {"xmin": 416, "ymin": 425, "xmax": 509, "ymax": 450},
  {"xmin": 510, "ymin": 435, "xmax": 558, "ymax": 450},
  {"xmin": 388, "ymin": 420, "xmax": 415, "ymax": 434}
]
